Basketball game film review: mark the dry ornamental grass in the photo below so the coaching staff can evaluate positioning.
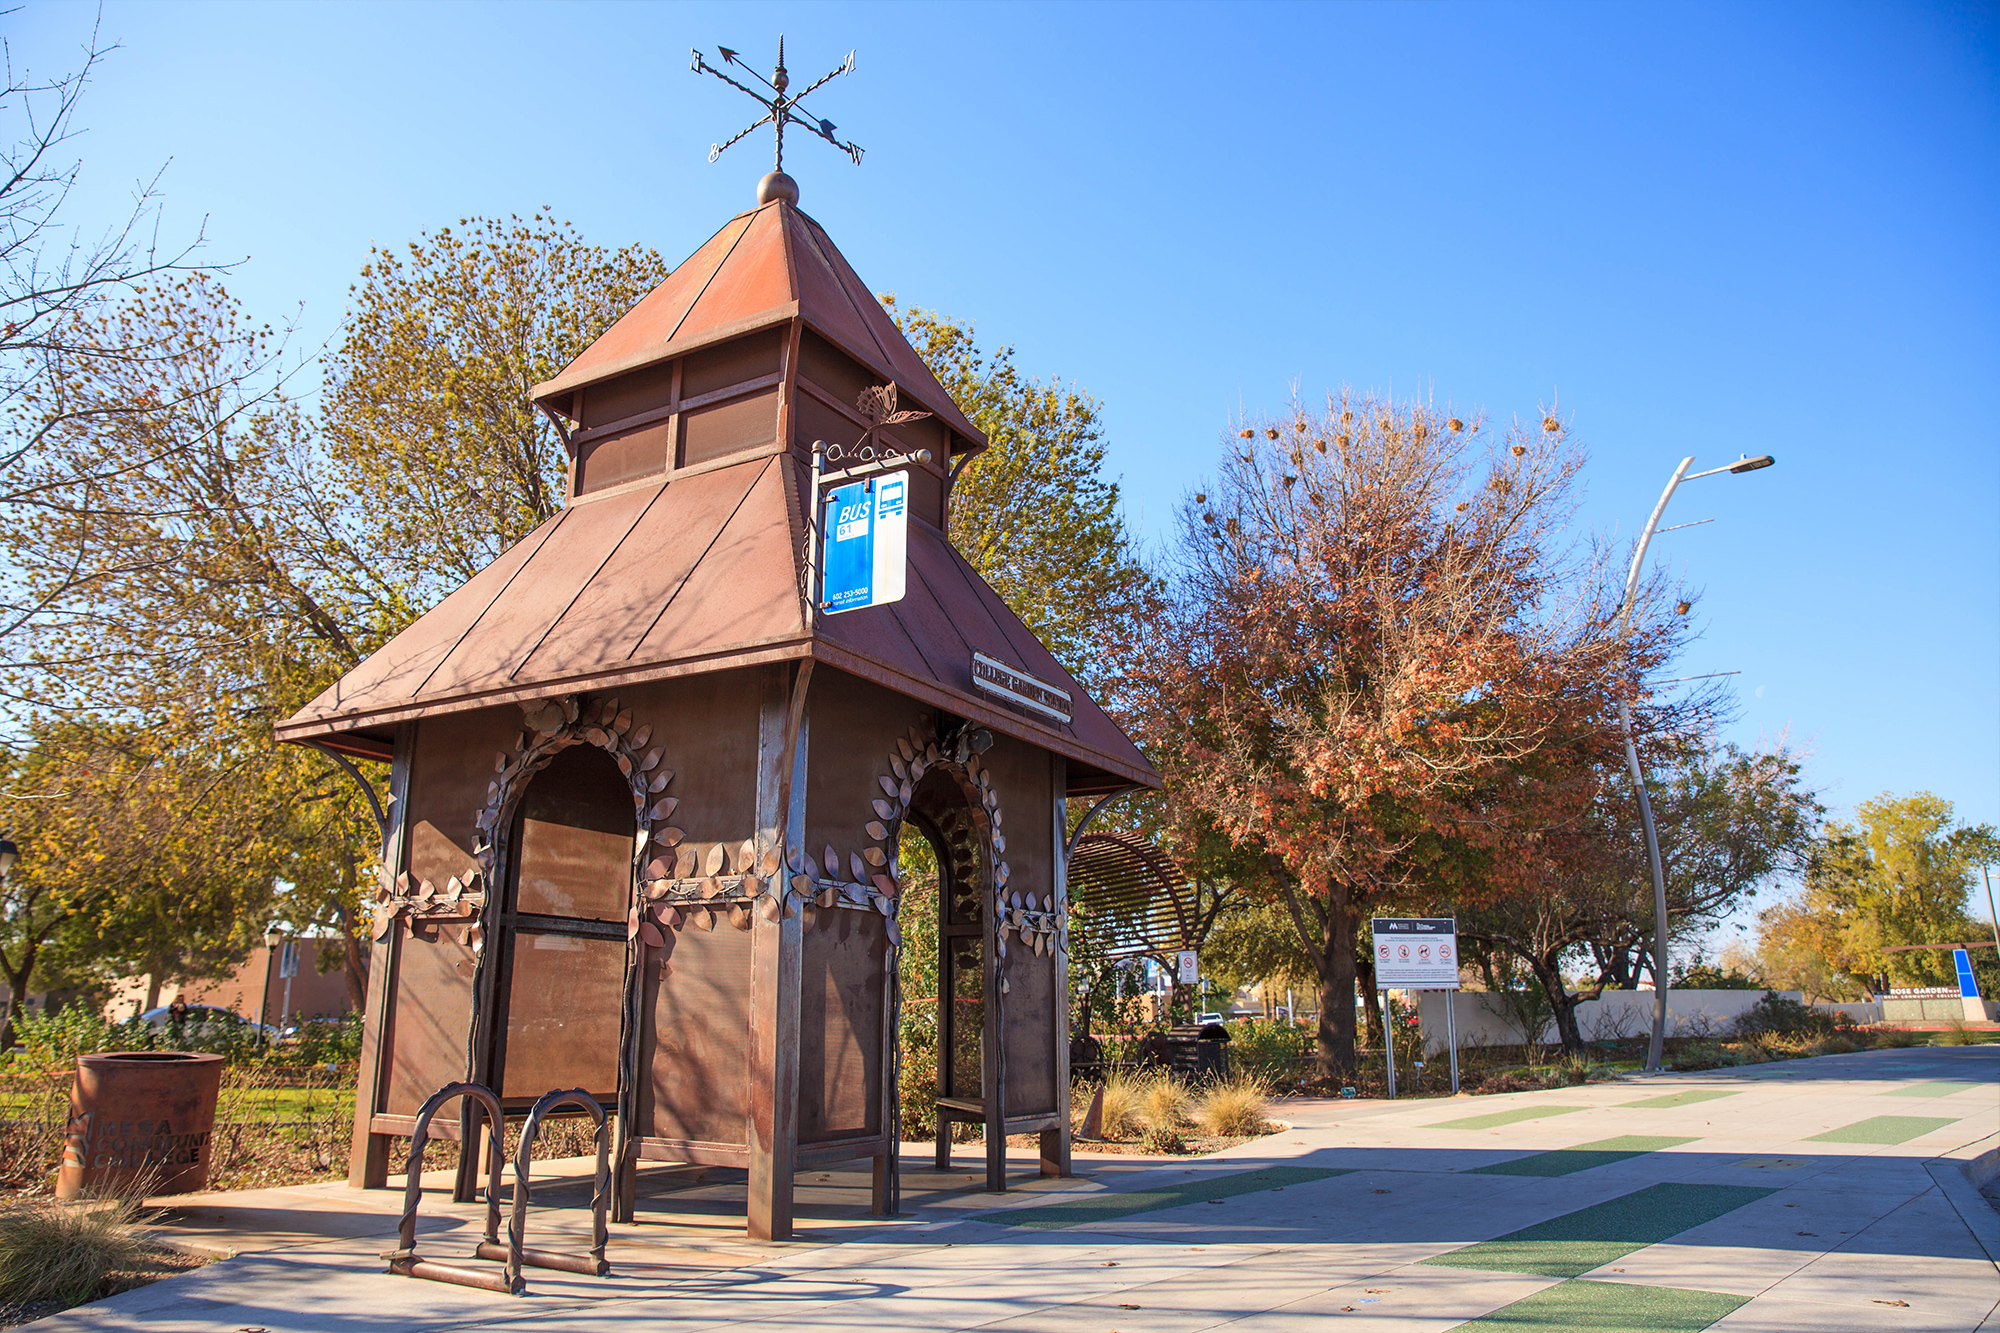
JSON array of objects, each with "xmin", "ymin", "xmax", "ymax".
[
  {"xmin": 1192, "ymin": 1077, "xmax": 1272, "ymax": 1137},
  {"xmin": 0, "ymin": 1176, "xmax": 194, "ymax": 1319}
]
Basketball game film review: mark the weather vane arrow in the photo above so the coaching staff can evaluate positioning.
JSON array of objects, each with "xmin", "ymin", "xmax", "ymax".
[{"xmin": 690, "ymin": 36, "xmax": 864, "ymax": 182}]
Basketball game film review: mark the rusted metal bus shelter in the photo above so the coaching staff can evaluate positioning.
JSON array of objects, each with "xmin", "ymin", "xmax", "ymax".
[{"xmin": 278, "ymin": 175, "xmax": 1157, "ymax": 1241}]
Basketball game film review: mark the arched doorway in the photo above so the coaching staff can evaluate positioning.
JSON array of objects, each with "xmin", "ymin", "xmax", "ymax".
[
  {"xmin": 487, "ymin": 743, "xmax": 632, "ymax": 1106},
  {"xmin": 895, "ymin": 764, "xmax": 1000, "ymax": 1183}
]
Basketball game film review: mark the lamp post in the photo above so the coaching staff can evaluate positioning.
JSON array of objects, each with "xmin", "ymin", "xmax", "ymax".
[
  {"xmin": 258, "ymin": 928, "xmax": 278, "ymax": 1049},
  {"xmin": 1616, "ymin": 454, "xmax": 1775, "ymax": 1074}
]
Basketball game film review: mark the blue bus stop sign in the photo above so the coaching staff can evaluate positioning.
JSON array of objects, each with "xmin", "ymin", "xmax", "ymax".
[{"xmin": 820, "ymin": 471, "xmax": 908, "ymax": 614}]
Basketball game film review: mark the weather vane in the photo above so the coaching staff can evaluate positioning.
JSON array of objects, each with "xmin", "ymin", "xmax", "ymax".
[{"xmin": 690, "ymin": 37, "xmax": 864, "ymax": 192}]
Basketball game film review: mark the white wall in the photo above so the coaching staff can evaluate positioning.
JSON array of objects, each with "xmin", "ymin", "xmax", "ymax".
[{"xmin": 1414, "ymin": 988, "xmax": 1816, "ymax": 1054}]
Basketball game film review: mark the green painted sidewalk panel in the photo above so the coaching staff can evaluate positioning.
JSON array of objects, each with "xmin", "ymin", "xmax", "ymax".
[
  {"xmin": 1422, "ymin": 1182, "xmax": 1775, "ymax": 1278},
  {"xmin": 1470, "ymin": 1135, "xmax": 1697, "ymax": 1178},
  {"xmin": 1619, "ymin": 1090, "xmax": 1740, "ymax": 1110},
  {"xmin": 984, "ymin": 1165, "xmax": 1349, "ymax": 1230},
  {"xmin": 1881, "ymin": 1080, "xmax": 1985, "ymax": 1099},
  {"xmin": 1807, "ymin": 1115, "xmax": 1958, "ymax": 1145},
  {"xmin": 1427, "ymin": 1105, "xmax": 1591, "ymax": 1131},
  {"xmin": 1449, "ymin": 1279, "xmax": 1747, "ymax": 1332}
]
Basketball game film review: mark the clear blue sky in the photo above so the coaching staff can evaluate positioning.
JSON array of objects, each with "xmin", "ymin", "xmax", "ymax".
[{"xmin": 11, "ymin": 2, "xmax": 1998, "ymax": 913}]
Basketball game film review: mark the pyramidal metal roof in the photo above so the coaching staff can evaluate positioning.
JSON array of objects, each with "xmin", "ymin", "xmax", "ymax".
[
  {"xmin": 530, "ymin": 198, "xmax": 985, "ymax": 449},
  {"xmin": 281, "ymin": 200, "xmax": 1155, "ymax": 794}
]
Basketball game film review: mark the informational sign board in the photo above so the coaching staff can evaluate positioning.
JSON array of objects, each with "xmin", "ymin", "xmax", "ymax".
[
  {"xmin": 1176, "ymin": 950, "xmax": 1199, "ymax": 985},
  {"xmin": 1371, "ymin": 917, "xmax": 1459, "ymax": 989},
  {"xmin": 1955, "ymin": 948, "xmax": 1981, "ymax": 1000},
  {"xmin": 820, "ymin": 471, "xmax": 908, "ymax": 614},
  {"xmin": 970, "ymin": 651, "xmax": 1074, "ymax": 724}
]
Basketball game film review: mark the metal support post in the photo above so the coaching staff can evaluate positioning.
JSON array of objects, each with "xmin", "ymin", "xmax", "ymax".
[
  {"xmin": 1445, "ymin": 991, "xmax": 1460, "ymax": 1095},
  {"xmin": 1381, "ymin": 993, "xmax": 1397, "ymax": 1099}
]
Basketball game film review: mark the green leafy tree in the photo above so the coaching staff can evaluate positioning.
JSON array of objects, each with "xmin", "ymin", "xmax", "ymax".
[
  {"xmin": 322, "ymin": 212, "xmax": 667, "ymax": 598},
  {"xmin": 889, "ymin": 301, "xmax": 1151, "ymax": 691},
  {"xmin": 1767, "ymin": 792, "xmax": 1997, "ymax": 991},
  {"xmin": 0, "ymin": 217, "xmax": 667, "ymax": 1006},
  {"xmin": 0, "ymin": 720, "xmax": 287, "ymax": 1038}
]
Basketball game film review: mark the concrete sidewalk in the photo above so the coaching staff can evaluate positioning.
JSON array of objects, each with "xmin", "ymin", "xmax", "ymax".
[{"xmin": 38, "ymin": 1043, "xmax": 2000, "ymax": 1332}]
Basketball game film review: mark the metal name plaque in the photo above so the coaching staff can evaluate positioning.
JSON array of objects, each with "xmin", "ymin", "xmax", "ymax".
[
  {"xmin": 1371, "ymin": 917, "xmax": 1459, "ymax": 990},
  {"xmin": 970, "ymin": 652, "xmax": 1073, "ymax": 724}
]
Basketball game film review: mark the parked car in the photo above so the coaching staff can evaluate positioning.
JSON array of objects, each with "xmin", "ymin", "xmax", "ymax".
[
  {"xmin": 1196, "ymin": 1012, "xmax": 1226, "ymax": 1025},
  {"xmin": 139, "ymin": 1005, "xmax": 281, "ymax": 1041}
]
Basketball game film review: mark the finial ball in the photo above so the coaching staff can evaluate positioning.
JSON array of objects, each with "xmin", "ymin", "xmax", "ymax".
[{"xmin": 757, "ymin": 171, "xmax": 800, "ymax": 206}]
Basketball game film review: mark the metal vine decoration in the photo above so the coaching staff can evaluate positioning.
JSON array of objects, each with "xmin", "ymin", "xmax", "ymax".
[
  {"xmin": 796, "ymin": 716, "xmax": 1061, "ymax": 978},
  {"xmin": 691, "ymin": 36, "xmax": 863, "ymax": 172},
  {"xmin": 854, "ymin": 382, "xmax": 930, "ymax": 453}
]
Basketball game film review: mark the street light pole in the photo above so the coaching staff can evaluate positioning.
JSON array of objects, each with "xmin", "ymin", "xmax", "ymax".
[
  {"xmin": 1616, "ymin": 454, "xmax": 1774, "ymax": 1074},
  {"xmin": 1982, "ymin": 863, "xmax": 2000, "ymax": 958}
]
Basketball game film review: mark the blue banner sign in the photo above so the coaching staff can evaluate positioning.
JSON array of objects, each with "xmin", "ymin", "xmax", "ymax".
[
  {"xmin": 1955, "ymin": 948, "xmax": 1981, "ymax": 999},
  {"xmin": 820, "ymin": 471, "xmax": 908, "ymax": 614}
]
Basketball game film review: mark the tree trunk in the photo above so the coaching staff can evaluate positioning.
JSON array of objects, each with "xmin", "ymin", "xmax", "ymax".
[
  {"xmin": 1316, "ymin": 888, "xmax": 1358, "ymax": 1080},
  {"xmin": 1279, "ymin": 878, "xmax": 1361, "ymax": 1079},
  {"xmin": 0, "ymin": 948, "xmax": 32, "ymax": 1050},
  {"xmin": 334, "ymin": 900, "xmax": 368, "ymax": 1012},
  {"xmin": 144, "ymin": 973, "xmax": 163, "ymax": 1011},
  {"xmin": 1531, "ymin": 956, "xmax": 1586, "ymax": 1057},
  {"xmin": 1357, "ymin": 947, "xmax": 1380, "ymax": 1041}
]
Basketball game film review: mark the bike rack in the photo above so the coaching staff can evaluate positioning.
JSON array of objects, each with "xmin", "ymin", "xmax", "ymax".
[
  {"xmin": 385, "ymin": 1081, "xmax": 615, "ymax": 1296},
  {"xmin": 471, "ymin": 1087, "xmax": 612, "ymax": 1287},
  {"xmin": 385, "ymin": 1081, "xmax": 516, "ymax": 1294}
]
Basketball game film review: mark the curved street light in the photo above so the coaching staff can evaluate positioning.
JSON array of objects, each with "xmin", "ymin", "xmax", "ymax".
[{"xmin": 1616, "ymin": 455, "xmax": 1775, "ymax": 1074}]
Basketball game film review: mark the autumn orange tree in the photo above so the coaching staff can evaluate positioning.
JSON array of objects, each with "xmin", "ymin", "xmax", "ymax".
[{"xmin": 1120, "ymin": 393, "xmax": 1693, "ymax": 1078}]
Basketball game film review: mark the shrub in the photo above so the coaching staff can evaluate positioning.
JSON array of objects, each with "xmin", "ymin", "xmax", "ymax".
[
  {"xmin": 14, "ymin": 1007, "xmax": 272, "ymax": 1067},
  {"xmin": 1193, "ymin": 1077, "xmax": 1270, "ymax": 1137},
  {"xmin": 1731, "ymin": 1035, "xmax": 1776, "ymax": 1063},
  {"xmin": 1226, "ymin": 1019, "xmax": 1312, "ymax": 1080},
  {"xmin": 1138, "ymin": 1074, "xmax": 1192, "ymax": 1130},
  {"xmin": 1870, "ymin": 1029, "xmax": 1920, "ymax": 1049},
  {"xmin": 0, "ymin": 1184, "xmax": 158, "ymax": 1308},
  {"xmin": 1732, "ymin": 991, "xmax": 1833, "ymax": 1040},
  {"xmin": 1137, "ymin": 1125, "xmax": 1186, "ymax": 1155},
  {"xmin": 286, "ymin": 1013, "xmax": 364, "ymax": 1066},
  {"xmin": 1553, "ymin": 1054, "xmax": 1599, "ymax": 1086},
  {"xmin": 1672, "ymin": 1044, "xmax": 1743, "ymax": 1071},
  {"xmin": 1939, "ymin": 1019, "xmax": 1975, "ymax": 1047},
  {"xmin": 1473, "ymin": 1070, "xmax": 1539, "ymax": 1094},
  {"xmin": 1806, "ymin": 1034, "xmax": 1860, "ymax": 1056}
]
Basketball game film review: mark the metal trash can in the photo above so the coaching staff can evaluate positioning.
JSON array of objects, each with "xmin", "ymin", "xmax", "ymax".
[{"xmin": 56, "ymin": 1051, "xmax": 226, "ymax": 1199}]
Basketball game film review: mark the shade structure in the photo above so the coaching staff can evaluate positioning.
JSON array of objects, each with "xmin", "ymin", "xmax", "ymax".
[
  {"xmin": 292, "ymin": 184, "xmax": 1161, "ymax": 1250},
  {"xmin": 1067, "ymin": 830, "xmax": 1211, "ymax": 958}
]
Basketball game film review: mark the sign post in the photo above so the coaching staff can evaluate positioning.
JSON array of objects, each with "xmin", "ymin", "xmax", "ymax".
[{"xmin": 1371, "ymin": 918, "xmax": 1461, "ymax": 1098}]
